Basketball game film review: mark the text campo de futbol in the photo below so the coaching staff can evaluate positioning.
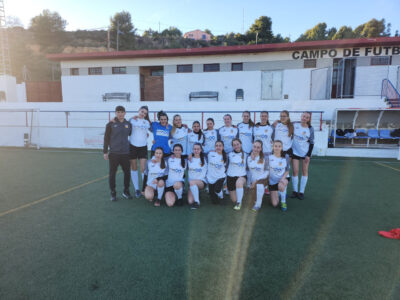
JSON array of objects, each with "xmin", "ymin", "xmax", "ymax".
[{"xmin": 292, "ymin": 46, "xmax": 400, "ymax": 59}]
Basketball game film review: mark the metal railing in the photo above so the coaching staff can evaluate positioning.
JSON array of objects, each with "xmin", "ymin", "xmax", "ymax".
[{"xmin": 381, "ymin": 79, "xmax": 400, "ymax": 108}]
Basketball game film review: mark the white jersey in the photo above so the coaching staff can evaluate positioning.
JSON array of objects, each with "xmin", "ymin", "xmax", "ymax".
[
  {"xmin": 218, "ymin": 126, "xmax": 238, "ymax": 153},
  {"xmin": 253, "ymin": 124, "xmax": 274, "ymax": 154},
  {"xmin": 203, "ymin": 129, "xmax": 218, "ymax": 153},
  {"xmin": 187, "ymin": 131, "xmax": 204, "ymax": 155},
  {"xmin": 267, "ymin": 154, "xmax": 290, "ymax": 185},
  {"xmin": 227, "ymin": 151, "xmax": 247, "ymax": 177},
  {"xmin": 188, "ymin": 157, "xmax": 207, "ymax": 182},
  {"xmin": 237, "ymin": 122, "xmax": 253, "ymax": 154},
  {"xmin": 206, "ymin": 151, "xmax": 226, "ymax": 184},
  {"xmin": 247, "ymin": 155, "xmax": 269, "ymax": 184},
  {"xmin": 166, "ymin": 156, "xmax": 186, "ymax": 187},
  {"xmin": 129, "ymin": 118, "xmax": 151, "ymax": 147},
  {"xmin": 170, "ymin": 127, "xmax": 188, "ymax": 155},
  {"xmin": 145, "ymin": 160, "xmax": 167, "ymax": 188},
  {"xmin": 292, "ymin": 122, "xmax": 314, "ymax": 158},
  {"xmin": 273, "ymin": 123, "xmax": 293, "ymax": 151}
]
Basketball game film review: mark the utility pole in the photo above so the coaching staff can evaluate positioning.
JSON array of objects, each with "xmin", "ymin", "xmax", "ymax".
[
  {"xmin": 256, "ymin": 32, "xmax": 259, "ymax": 45},
  {"xmin": 116, "ymin": 22, "xmax": 119, "ymax": 51},
  {"xmin": 0, "ymin": 0, "xmax": 11, "ymax": 76},
  {"xmin": 107, "ymin": 29, "xmax": 110, "ymax": 51}
]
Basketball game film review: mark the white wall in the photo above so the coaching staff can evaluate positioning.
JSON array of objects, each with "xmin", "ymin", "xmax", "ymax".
[
  {"xmin": 16, "ymin": 83, "xmax": 27, "ymax": 102},
  {"xmin": 62, "ymin": 74, "xmax": 140, "ymax": 103},
  {"xmin": 0, "ymin": 75, "xmax": 18, "ymax": 102}
]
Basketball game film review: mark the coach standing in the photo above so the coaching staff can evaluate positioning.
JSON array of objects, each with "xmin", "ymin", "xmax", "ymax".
[{"xmin": 103, "ymin": 106, "xmax": 133, "ymax": 201}]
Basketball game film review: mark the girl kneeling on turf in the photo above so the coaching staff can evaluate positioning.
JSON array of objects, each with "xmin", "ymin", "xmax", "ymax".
[
  {"xmin": 143, "ymin": 147, "xmax": 167, "ymax": 207},
  {"xmin": 247, "ymin": 140, "xmax": 269, "ymax": 212},
  {"xmin": 187, "ymin": 143, "xmax": 207, "ymax": 209},
  {"xmin": 165, "ymin": 144, "xmax": 187, "ymax": 207},
  {"xmin": 267, "ymin": 140, "xmax": 290, "ymax": 211},
  {"xmin": 207, "ymin": 140, "xmax": 227, "ymax": 204},
  {"xmin": 227, "ymin": 138, "xmax": 248, "ymax": 210}
]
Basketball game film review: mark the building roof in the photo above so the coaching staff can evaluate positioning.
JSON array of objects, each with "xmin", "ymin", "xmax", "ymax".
[{"xmin": 47, "ymin": 37, "xmax": 400, "ymax": 61}]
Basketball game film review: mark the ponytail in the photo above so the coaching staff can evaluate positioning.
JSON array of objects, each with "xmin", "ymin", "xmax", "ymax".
[
  {"xmin": 282, "ymin": 110, "xmax": 294, "ymax": 137},
  {"xmin": 243, "ymin": 110, "xmax": 254, "ymax": 128},
  {"xmin": 140, "ymin": 105, "xmax": 151, "ymax": 124}
]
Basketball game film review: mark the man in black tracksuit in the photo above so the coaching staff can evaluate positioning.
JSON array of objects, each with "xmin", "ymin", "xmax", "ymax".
[{"xmin": 103, "ymin": 106, "xmax": 133, "ymax": 201}]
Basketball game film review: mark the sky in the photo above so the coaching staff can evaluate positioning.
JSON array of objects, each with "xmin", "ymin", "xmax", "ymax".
[{"xmin": 5, "ymin": 0, "xmax": 400, "ymax": 40}]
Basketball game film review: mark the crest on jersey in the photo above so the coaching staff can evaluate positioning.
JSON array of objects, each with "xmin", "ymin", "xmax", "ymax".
[
  {"xmin": 125, "ymin": 125, "xmax": 129, "ymax": 128},
  {"xmin": 302, "ymin": 131, "xmax": 306, "ymax": 135}
]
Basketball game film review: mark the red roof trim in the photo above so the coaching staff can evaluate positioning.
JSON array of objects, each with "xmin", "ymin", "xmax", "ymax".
[{"xmin": 47, "ymin": 37, "xmax": 400, "ymax": 61}]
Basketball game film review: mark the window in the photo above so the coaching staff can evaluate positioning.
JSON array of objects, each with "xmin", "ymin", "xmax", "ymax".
[
  {"xmin": 151, "ymin": 68, "xmax": 163, "ymax": 76},
  {"xmin": 88, "ymin": 67, "xmax": 102, "ymax": 75},
  {"xmin": 202, "ymin": 34, "xmax": 206, "ymax": 40},
  {"xmin": 203, "ymin": 64, "xmax": 220, "ymax": 72},
  {"xmin": 304, "ymin": 59, "xmax": 317, "ymax": 68},
  {"xmin": 177, "ymin": 64, "xmax": 193, "ymax": 73},
  {"xmin": 112, "ymin": 67, "xmax": 127, "ymax": 74},
  {"xmin": 231, "ymin": 63, "xmax": 243, "ymax": 71},
  {"xmin": 371, "ymin": 56, "xmax": 391, "ymax": 66},
  {"xmin": 70, "ymin": 68, "xmax": 79, "ymax": 76}
]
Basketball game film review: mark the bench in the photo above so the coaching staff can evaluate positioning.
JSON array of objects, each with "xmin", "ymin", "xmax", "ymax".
[
  {"xmin": 102, "ymin": 92, "xmax": 131, "ymax": 102},
  {"xmin": 189, "ymin": 91, "xmax": 218, "ymax": 101}
]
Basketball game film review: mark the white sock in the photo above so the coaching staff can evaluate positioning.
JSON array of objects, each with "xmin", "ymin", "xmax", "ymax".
[
  {"xmin": 236, "ymin": 188, "xmax": 244, "ymax": 204},
  {"xmin": 217, "ymin": 190, "xmax": 223, "ymax": 199},
  {"xmin": 279, "ymin": 189, "xmax": 287, "ymax": 203},
  {"xmin": 292, "ymin": 176, "xmax": 299, "ymax": 192},
  {"xmin": 300, "ymin": 176, "xmax": 308, "ymax": 193},
  {"xmin": 190, "ymin": 185, "xmax": 200, "ymax": 204},
  {"xmin": 157, "ymin": 186, "xmax": 164, "ymax": 200},
  {"xmin": 175, "ymin": 187, "xmax": 183, "ymax": 199},
  {"xmin": 131, "ymin": 170, "xmax": 139, "ymax": 191},
  {"xmin": 255, "ymin": 184, "xmax": 264, "ymax": 208}
]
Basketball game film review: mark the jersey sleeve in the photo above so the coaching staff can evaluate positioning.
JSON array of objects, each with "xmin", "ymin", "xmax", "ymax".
[
  {"xmin": 306, "ymin": 126, "xmax": 315, "ymax": 157},
  {"xmin": 103, "ymin": 122, "xmax": 112, "ymax": 154}
]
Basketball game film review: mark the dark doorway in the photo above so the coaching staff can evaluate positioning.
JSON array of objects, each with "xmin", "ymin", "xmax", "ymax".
[
  {"xmin": 139, "ymin": 66, "xmax": 164, "ymax": 101},
  {"xmin": 331, "ymin": 58, "xmax": 356, "ymax": 99}
]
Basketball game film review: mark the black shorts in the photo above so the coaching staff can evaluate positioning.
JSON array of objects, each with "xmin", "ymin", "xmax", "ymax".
[
  {"xmin": 129, "ymin": 145, "xmax": 148, "ymax": 160},
  {"xmin": 269, "ymin": 177, "xmax": 291, "ymax": 191},
  {"xmin": 283, "ymin": 148, "xmax": 293, "ymax": 157},
  {"xmin": 291, "ymin": 153, "xmax": 306, "ymax": 160},
  {"xmin": 227, "ymin": 175, "xmax": 247, "ymax": 191},
  {"xmin": 165, "ymin": 185, "xmax": 176, "ymax": 193}
]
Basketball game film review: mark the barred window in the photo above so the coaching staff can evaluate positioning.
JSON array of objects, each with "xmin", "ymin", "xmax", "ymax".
[
  {"xmin": 70, "ymin": 68, "xmax": 79, "ymax": 76},
  {"xmin": 151, "ymin": 68, "xmax": 163, "ymax": 76},
  {"xmin": 112, "ymin": 67, "xmax": 127, "ymax": 74},
  {"xmin": 177, "ymin": 65, "xmax": 193, "ymax": 73},
  {"xmin": 88, "ymin": 67, "xmax": 102, "ymax": 75},
  {"xmin": 304, "ymin": 59, "xmax": 317, "ymax": 68},
  {"xmin": 203, "ymin": 63, "xmax": 220, "ymax": 72},
  {"xmin": 231, "ymin": 63, "xmax": 243, "ymax": 71},
  {"xmin": 370, "ymin": 56, "xmax": 391, "ymax": 66}
]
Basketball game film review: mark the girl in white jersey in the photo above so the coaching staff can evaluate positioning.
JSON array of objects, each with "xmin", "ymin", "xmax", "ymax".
[
  {"xmin": 272, "ymin": 110, "xmax": 294, "ymax": 155},
  {"xmin": 143, "ymin": 147, "xmax": 167, "ymax": 207},
  {"xmin": 267, "ymin": 140, "xmax": 290, "ymax": 212},
  {"xmin": 187, "ymin": 121, "xmax": 204, "ymax": 155},
  {"xmin": 165, "ymin": 144, "xmax": 187, "ymax": 207},
  {"xmin": 170, "ymin": 114, "xmax": 189, "ymax": 158},
  {"xmin": 129, "ymin": 106, "xmax": 151, "ymax": 198},
  {"xmin": 290, "ymin": 112, "xmax": 314, "ymax": 200},
  {"xmin": 227, "ymin": 138, "xmax": 247, "ymax": 210},
  {"xmin": 237, "ymin": 111, "xmax": 254, "ymax": 154},
  {"xmin": 203, "ymin": 118, "xmax": 218, "ymax": 154},
  {"xmin": 207, "ymin": 140, "xmax": 227, "ymax": 204},
  {"xmin": 253, "ymin": 111, "xmax": 274, "ymax": 156},
  {"xmin": 247, "ymin": 140, "xmax": 269, "ymax": 212},
  {"xmin": 187, "ymin": 143, "xmax": 208, "ymax": 209},
  {"xmin": 218, "ymin": 114, "xmax": 238, "ymax": 153}
]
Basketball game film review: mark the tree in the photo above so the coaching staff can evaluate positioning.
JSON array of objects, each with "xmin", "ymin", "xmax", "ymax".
[
  {"xmin": 109, "ymin": 11, "xmax": 136, "ymax": 50},
  {"xmin": 29, "ymin": 10, "xmax": 67, "ymax": 52},
  {"xmin": 161, "ymin": 27, "xmax": 182, "ymax": 38},
  {"xmin": 204, "ymin": 29, "xmax": 213, "ymax": 37},
  {"xmin": 247, "ymin": 16, "xmax": 273, "ymax": 43},
  {"xmin": 296, "ymin": 23, "xmax": 327, "ymax": 41},
  {"xmin": 327, "ymin": 27, "xmax": 337, "ymax": 40},
  {"xmin": 353, "ymin": 18, "xmax": 386, "ymax": 38},
  {"xmin": 332, "ymin": 26, "xmax": 354, "ymax": 40}
]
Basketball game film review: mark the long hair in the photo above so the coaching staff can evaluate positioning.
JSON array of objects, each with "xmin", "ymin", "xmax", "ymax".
[
  {"xmin": 232, "ymin": 138, "xmax": 244, "ymax": 164},
  {"xmin": 155, "ymin": 147, "xmax": 166, "ymax": 169},
  {"xmin": 260, "ymin": 111, "xmax": 270, "ymax": 126},
  {"xmin": 304, "ymin": 111, "xmax": 312, "ymax": 127},
  {"xmin": 171, "ymin": 114, "xmax": 182, "ymax": 136},
  {"xmin": 273, "ymin": 140, "xmax": 285, "ymax": 158},
  {"xmin": 281, "ymin": 110, "xmax": 294, "ymax": 137},
  {"xmin": 139, "ymin": 105, "xmax": 151, "ymax": 124},
  {"xmin": 193, "ymin": 143, "xmax": 205, "ymax": 166},
  {"xmin": 243, "ymin": 111, "xmax": 254, "ymax": 128},
  {"xmin": 192, "ymin": 121, "xmax": 203, "ymax": 141},
  {"xmin": 215, "ymin": 140, "xmax": 227, "ymax": 163},
  {"xmin": 157, "ymin": 110, "xmax": 168, "ymax": 122},
  {"xmin": 253, "ymin": 140, "xmax": 264, "ymax": 164},
  {"xmin": 173, "ymin": 144, "xmax": 185, "ymax": 168}
]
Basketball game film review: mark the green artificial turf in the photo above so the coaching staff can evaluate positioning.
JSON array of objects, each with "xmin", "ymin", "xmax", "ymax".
[{"xmin": 0, "ymin": 148, "xmax": 399, "ymax": 299}]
